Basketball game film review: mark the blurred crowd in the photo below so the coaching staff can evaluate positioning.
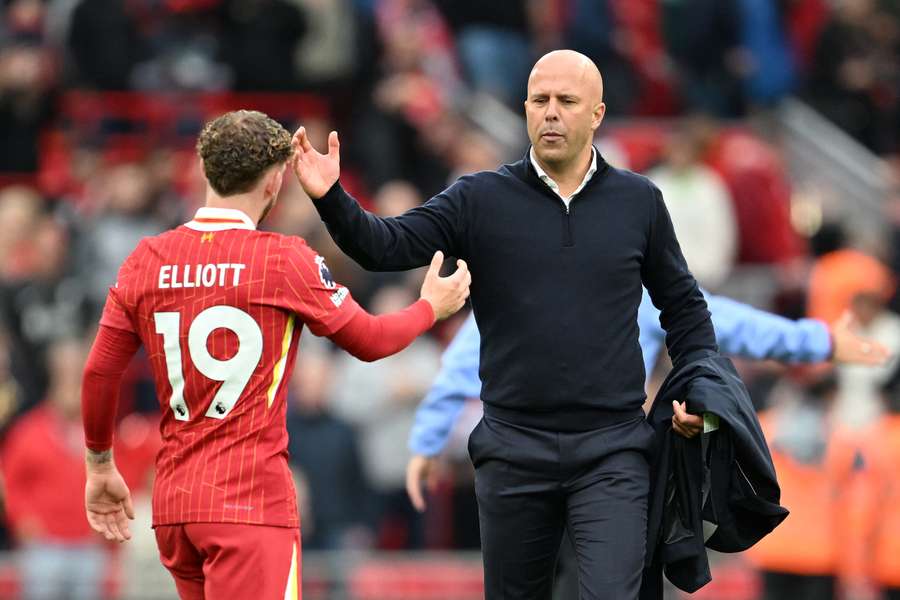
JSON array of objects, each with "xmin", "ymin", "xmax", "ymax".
[{"xmin": 0, "ymin": 0, "xmax": 899, "ymax": 598}]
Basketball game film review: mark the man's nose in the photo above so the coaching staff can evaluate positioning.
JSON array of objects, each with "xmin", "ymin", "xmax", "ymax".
[{"xmin": 545, "ymin": 100, "xmax": 560, "ymax": 121}]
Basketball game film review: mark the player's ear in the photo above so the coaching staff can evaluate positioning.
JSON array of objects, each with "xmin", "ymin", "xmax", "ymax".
[
  {"xmin": 275, "ymin": 163, "xmax": 286, "ymax": 193},
  {"xmin": 264, "ymin": 164, "xmax": 285, "ymax": 198}
]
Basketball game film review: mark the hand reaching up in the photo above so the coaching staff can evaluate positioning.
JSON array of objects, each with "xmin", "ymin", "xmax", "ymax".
[{"xmin": 291, "ymin": 126, "xmax": 341, "ymax": 199}]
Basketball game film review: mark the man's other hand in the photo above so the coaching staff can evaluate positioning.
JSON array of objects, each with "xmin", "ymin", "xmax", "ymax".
[
  {"xmin": 830, "ymin": 311, "xmax": 891, "ymax": 366},
  {"xmin": 420, "ymin": 251, "xmax": 471, "ymax": 320},
  {"xmin": 291, "ymin": 126, "xmax": 341, "ymax": 199},
  {"xmin": 672, "ymin": 401, "xmax": 702, "ymax": 439},
  {"xmin": 406, "ymin": 454, "xmax": 438, "ymax": 513}
]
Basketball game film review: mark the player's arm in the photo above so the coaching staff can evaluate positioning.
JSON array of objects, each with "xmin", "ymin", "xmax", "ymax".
[
  {"xmin": 641, "ymin": 287, "xmax": 889, "ymax": 366},
  {"xmin": 282, "ymin": 238, "xmax": 470, "ymax": 361},
  {"xmin": 406, "ymin": 312, "xmax": 483, "ymax": 512},
  {"xmin": 81, "ymin": 324, "xmax": 139, "ymax": 543},
  {"xmin": 81, "ymin": 254, "xmax": 143, "ymax": 544},
  {"xmin": 291, "ymin": 127, "xmax": 466, "ymax": 271},
  {"xmin": 705, "ymin": 295, "xmax": 889, "ymax": 365},
  {"xmin": 328, "ymin": 251, "xmax": 470, "ymax": 361}
]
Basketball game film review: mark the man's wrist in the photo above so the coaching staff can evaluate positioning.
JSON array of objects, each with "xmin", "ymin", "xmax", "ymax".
[
  {"xmin": 85, "ymin": 448, "xmax": 114, "ymax": 471},
  {"xmin": 311, "ymin": 180, "xmax": 342, "ymax": 203}
]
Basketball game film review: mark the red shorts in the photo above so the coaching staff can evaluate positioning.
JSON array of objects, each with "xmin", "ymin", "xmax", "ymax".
[{"xmin": 155, "ymin": 523, "xmax": 300, "ymax": 600}]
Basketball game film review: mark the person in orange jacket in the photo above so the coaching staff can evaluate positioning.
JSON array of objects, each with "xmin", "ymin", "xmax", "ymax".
[
  {"xmin": 850, "ymin": 372, "xmax": 900, "ymax": 600},
  {"xmin": 747, "ymin": 368, "xmax": 866, "ymax": 600}
]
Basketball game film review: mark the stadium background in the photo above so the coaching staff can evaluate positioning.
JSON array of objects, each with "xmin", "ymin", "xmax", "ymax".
[{"xmin": 0, "ymin": 0, "xmax": 899, "ymax": 598}]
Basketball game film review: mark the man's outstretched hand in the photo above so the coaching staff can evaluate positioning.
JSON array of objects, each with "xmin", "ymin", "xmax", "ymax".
[
  {"xmin": 830, "ymin": 311, "xmax": 891, "ymax": 366},
  {"xmin": 291, "ymin": 126, "xmax": 341, "ymax": 200}
]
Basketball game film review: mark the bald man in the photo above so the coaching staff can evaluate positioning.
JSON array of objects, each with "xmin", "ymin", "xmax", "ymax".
[{"xmin": 293, "ymin": 50, "xmax": 721, "ymax": 599}]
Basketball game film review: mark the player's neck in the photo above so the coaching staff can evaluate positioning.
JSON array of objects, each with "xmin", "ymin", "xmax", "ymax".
[{"xmin": 205, "ymin": 192, "xmax": 265, "ymax": 226}]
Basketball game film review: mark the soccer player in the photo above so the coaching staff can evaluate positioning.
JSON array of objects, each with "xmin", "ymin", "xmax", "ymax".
[{"xmin": 80, "ymin": 110, "xmax": 471, "ymax": 600}]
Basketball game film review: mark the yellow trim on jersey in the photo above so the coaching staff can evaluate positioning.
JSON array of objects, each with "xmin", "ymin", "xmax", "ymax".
[
  {"xmin": 284, "ymin": 541, "xmax": 299, "ymax": 600},
  {"xmin": 267, "ymin": 315, "xmax": 295, "ymax": 408}
]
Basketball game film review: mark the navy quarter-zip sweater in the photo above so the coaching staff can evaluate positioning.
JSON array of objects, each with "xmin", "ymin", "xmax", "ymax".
[{"xmin": 313, "ymin": 151, "xmax": 717, "ymax": 431}]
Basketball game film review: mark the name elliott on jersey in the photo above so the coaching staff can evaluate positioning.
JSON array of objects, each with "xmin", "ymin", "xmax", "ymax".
[{"xmin": 158, "ymin": 263, "xmax": 247, "ymax": 289}]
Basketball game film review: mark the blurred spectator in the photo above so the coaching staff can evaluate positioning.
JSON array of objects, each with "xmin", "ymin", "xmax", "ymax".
[
  {"xmin": 446, "ymin": 128, "xmax": 502, "ymax": 181},
  {"xmin": 705, "ymin": 125, "xmax": 806, "ymax": 266},
  {"xmin": 373, "ymin": 179, "xmax": 422, "ymax": 217},
  {"xmin": 345, "ymin": 180, "xmax": 430, "ymax": 306},
  {"xmin": 286, "ymin": 339, "xmax": 370, "ymax": 551},
  {"xmin": 808, "ymin": 250, "xmax": 900, "ymax": 427},
  {"xmin": 353, "ymin": 0, "xmax": 459, "ymax": 193},
  {"xmin": 851, "ymin": 373, "xmax": 900, "ymax": 600},
  {"xmin": 563, "ymin": 0, "xmax": 639, "ymax": 116},
  {"xmin": 432, "ymin": 0, "xmax": 533, "ymax": 107},
  {"xmin": 0, "ymin": 215, "xmax": 91, "ymax": 411},
  {"xmin": 1, "ymin": 338, "xmax": 110, "ymax": 600},
  {"xmin": 734, "ymin": 0, "xmax": 796, "ymax": 106},
  {"xmin": 0, "ymin": 41, "xmax": 56, "ymax": 173},
  {"xmin": 836, "ymin": 292, "xmax": 900, "ymax": 428},
  {"xmin": 75, "ymin": 161, "xmax": 167, "ymax": 314},
  {"xmin": 808, "ymin": 249, "xmax": 895, "ymax": 326},
  {"xmin": 330, "ymin": 285, "xmax": 440, "ymax": 549},
  {"xmin": 649, "ymin": 122, "xmax": 738, "ymax": 289},
  {"xmin": 128, "ymin": 4, "xmax": 232, "ymax": 92},
  {"xmin": 219, "ymin": 0, "xmax": 307, "ymax": 90},
  {"xmin": 785, "ymin": 0, "xmax": 830, "ymax": 72},
  {"xmin": 603, "ymin": 0, "xmax": 680, "ymax": 116},
  {"xmin": 0, "ymin": 186, "xmax": 42, "ymax": 279},
  {"xmin": 662, "ymin": 0, "xmax": 744, "ymax": 117},
  {"xmin": 67, "ymin": 0, "xmax": 143, "ymax": 89},
  {"xmin": 292, "ymin": 0, "xmax": 360, "ymax": 90},
  {"xmin": 806, "ymin": 0, "xmax": 900, "ymax": 155},
  {"xmin": 747, "ymin": 372, "xmax": 862, "ymax": 600}
]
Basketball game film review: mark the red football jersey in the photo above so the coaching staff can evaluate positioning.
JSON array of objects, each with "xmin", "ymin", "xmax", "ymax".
[{"xmin": 100, "ymin": 207, "xmax": 360, "ymax": 527}]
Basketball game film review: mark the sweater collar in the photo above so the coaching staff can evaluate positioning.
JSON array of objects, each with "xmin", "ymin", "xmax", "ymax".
[
  {"xmin": 514, "ymin": 145, "xmax": 609, "ymax": 193},
  {"xmin": 529, "ymin": 146, "xmax": 598, "ymax": 199}
]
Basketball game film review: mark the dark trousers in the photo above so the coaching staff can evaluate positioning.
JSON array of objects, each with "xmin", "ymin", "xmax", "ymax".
[
  {"xmin": 469, "ymin": 412, "xmax": 654, "ymax": 600},
  {"xmin": 553, "ymin": 532, "xmax": 580, "ymax": 599},
  {"xmin": 761, "ymin": 571, "xmax": 836, "ymax": 600}
]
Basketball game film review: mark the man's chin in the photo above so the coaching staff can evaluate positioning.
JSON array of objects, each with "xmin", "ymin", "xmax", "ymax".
[{"xmin": 534, "ymin": 146, "xmax": 567, "ymax": 165}]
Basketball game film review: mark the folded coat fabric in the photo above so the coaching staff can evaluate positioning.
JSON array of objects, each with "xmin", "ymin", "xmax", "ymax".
[{"xmin": 640, "ymin": 353, "xmax": 789, "ymax": 599}]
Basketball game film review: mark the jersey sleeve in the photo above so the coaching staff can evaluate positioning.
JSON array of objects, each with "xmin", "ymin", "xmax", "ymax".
[
  {"xmin": 98, "ymin": 241, "xmax": 145, "ymax": 333},
  {"xmin": 280, "ymin": 238, "xmax": 361, "ymax": 336}
]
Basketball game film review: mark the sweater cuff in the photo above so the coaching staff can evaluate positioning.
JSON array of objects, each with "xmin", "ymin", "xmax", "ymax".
[{"xmin": 311, "ymin": 180, "xmax": 347, "ymax": 219}]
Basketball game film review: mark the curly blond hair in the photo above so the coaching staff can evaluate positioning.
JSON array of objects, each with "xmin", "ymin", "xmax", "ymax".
[{"xmin": 196, "ymin": 110, "xmax": 292, "ymax": 196}]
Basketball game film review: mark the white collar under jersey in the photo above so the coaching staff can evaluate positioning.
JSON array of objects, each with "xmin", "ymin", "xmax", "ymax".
[
  {"xmin": 184, "ymin": 207, "xmax": 257, "ymax": 231},
  {"xmin": 529, "ymin": 146, "xmax": 598, "ymax": 208}
]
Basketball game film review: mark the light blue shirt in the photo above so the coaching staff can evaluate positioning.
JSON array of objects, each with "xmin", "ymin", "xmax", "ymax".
[{"xmin": 408, "ymin": 288, "xmax": 831, "ymax": 456}]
